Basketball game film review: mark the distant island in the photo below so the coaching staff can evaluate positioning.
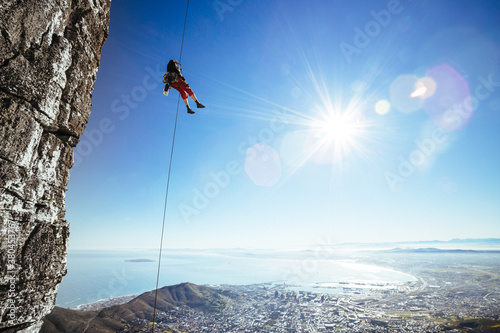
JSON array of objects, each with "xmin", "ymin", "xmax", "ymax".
[{"xmin": 124, "ymin": 259, "xmax": 155, "ymax": 263}]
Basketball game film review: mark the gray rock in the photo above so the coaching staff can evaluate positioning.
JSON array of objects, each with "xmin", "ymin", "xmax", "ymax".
[{"xmin": 0, "ymin": 0, "xmax": 111, "ymax": 331}]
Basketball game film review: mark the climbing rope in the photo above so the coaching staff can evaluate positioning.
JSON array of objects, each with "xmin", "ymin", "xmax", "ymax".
[{"xmin": 151, "ymin": 1, "xmax": 190, "ymax": 332}]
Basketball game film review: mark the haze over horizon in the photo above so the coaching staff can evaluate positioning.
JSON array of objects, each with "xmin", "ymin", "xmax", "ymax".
[
  {"xmin": 67, "ymin": 237, "xmax": 500, "ymax": 252},
  {"xmin": 66, "ymin": 0, "xmax": 500, "ymax": 250}
]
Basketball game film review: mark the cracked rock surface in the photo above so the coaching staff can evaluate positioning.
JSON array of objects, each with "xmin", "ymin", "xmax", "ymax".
[{"xmin": 0, "ymin": 0, "xmax": 110, "ymax": 331}]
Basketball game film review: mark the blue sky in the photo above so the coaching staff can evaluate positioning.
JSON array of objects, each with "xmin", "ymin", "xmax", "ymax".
[{"xmin": 66, "ymin": 0, "xmax": 500, "ymax": 250}]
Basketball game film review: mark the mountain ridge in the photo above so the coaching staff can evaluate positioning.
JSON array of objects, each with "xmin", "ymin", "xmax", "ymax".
[
  {"xmin": 380, "ymin": 247, "xmax": 500, "ymax": 254},
  {"xmin": 40, "ymin": 283, "xmax": 231, "ymax": 333}
]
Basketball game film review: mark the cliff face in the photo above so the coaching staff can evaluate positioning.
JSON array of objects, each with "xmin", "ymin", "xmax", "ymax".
[{"xmin": 0, "ymin": 0, "xmax": 110, "ymax": 331}]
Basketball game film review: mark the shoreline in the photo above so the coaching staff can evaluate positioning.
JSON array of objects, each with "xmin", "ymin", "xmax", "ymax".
[
  {"xmin": 75, "ymin": 294, "xmax": 138, "ymax": 311},
  {"xmin": 70, "ymin": 278, "xmax": 419, "ymax": 311}
]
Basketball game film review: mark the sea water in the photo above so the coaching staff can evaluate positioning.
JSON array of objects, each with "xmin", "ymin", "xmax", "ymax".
[{"xmin": 56, "ymin": 249, "xmax": 416, "ymax": 309}]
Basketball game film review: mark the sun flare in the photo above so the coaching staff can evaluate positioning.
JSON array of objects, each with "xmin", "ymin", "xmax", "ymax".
[
  {"xmin": 305, "ymin": 108, "xmax": 368, "ymax": 164},
  {"xmin": 318, "ymin": 112, "xmax": 363, "ymax": 144}
]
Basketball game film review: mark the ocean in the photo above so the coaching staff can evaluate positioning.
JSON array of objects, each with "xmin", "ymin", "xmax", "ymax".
[{"xmin": 56, "ymin": 249, "xmax": 416, "ymax": 309}]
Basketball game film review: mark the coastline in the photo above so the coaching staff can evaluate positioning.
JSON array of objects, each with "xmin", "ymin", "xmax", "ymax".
[
  {"xmin": 75, "ymin": 294, "xmax": 138, "ymax": 311},
  {"xmin": 57, "ymin": 248, "xmax": 422, "ymax": 309},
  {"xmin": 70, "ymin": 276, "xmax": 419, "ymax": 311}
]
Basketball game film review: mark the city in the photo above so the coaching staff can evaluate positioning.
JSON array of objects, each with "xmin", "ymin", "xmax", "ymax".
[{"xmin": 121, "ymin": 252, "xmax": 500, "ymax": 332}]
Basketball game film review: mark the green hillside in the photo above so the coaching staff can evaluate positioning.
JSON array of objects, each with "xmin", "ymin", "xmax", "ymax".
[{"xmin": 41, "ymin": 283, "xmax": 229, "ymax": 333}]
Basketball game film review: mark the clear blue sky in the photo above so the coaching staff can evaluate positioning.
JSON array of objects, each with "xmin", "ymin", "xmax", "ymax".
[{"xmin": 66, "ymin": 0, "xmax": 500, "ymax": 250}]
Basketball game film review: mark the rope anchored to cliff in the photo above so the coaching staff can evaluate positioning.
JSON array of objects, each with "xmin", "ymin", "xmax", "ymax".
[{"xmin": 152, "ymin": 1, "xmax": 190, "ymax": 332}]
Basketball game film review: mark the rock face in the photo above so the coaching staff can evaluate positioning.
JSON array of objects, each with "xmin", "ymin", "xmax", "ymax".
[{"xmin": 0, "ymin": 0, "xmax": 110, "ymax": 331}]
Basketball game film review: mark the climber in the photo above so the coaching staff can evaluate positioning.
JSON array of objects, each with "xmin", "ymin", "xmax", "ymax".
[{"xmin": 163, "ymin": 60, "xmax": 205, "ymax": 114}]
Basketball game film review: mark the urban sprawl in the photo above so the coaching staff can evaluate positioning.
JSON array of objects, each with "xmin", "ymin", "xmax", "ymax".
[{"xmin": 123, "ymin": 254, "xmax": 500, "ymax": 332}]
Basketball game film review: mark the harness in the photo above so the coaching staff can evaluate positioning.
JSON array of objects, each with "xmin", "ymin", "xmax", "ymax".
[{"xmin": 163, "ymin": 71, "xmax": 179, "ymax": 85}]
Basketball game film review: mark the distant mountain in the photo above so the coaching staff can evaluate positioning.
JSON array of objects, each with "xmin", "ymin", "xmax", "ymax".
[
  {"xmin": 381, "ymin": 247, "xmax": 500, "ymax": 254},
  {"xmin": 334, "ymin": 238, "xmax": 500, "ymax": 251},
  {"xmin": 41, "ymin": 283, "xmax": 230, "ymax": 333},
  {"xmin": 447, "ymin": 238, "xmax": 500, "ymax": 244}
]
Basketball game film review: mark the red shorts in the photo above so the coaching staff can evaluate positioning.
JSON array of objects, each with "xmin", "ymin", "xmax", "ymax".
[{"xmin": 171, "ymin": 77, "xmax": 194, "ymax": 100}]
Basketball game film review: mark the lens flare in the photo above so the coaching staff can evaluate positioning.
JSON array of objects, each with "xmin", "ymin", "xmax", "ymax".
[
  {"xmin": 375, "ymin": 100, "xmax": 391, "ymax": 115},
  {"xmin": 410, "ymin": 86, "xmax": 427, "ymax": 98},
  {"xmin": 390, "ymin": 74, "xmax": 423, "ymax": 113},
  {"xmin": 245, "ymin": 143, "xmax": 282, "ymax": 187},
  {"xmin": 411, "ymin": 77, "xmax": 437, "ymax": 99},
  {"xmin": 423, "ymin": 64, "xmax": 471, "ymax": 131}
]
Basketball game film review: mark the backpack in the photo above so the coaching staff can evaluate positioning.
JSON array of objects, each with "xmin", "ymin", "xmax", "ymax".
[
  {"xmin": 163, "ymin": 72, "xmax": 178, "ymax": 85},
  {"xmin": 163, "ymin": 60, "xmax": 184, "ymax": 84}
]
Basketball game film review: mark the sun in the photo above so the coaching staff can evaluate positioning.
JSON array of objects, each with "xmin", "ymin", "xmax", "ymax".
[
  {"xmin": 306, "ymin": 107, "xmax": 368, "ymax": 164},
  {"xmin": 319, "ymin": 111, "xmax": 364, "ymax": 144}
]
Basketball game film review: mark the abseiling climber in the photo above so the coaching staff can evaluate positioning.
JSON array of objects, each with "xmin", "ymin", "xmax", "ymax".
[{"xmin": 163, "ymin": 59, "xmax": 205, "ymax": 114}]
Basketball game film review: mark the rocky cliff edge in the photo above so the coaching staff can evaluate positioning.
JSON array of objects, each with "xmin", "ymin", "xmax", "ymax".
[{"xmin": 0, "ymin": 0, "xmax": 111, "ymax": 331}]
